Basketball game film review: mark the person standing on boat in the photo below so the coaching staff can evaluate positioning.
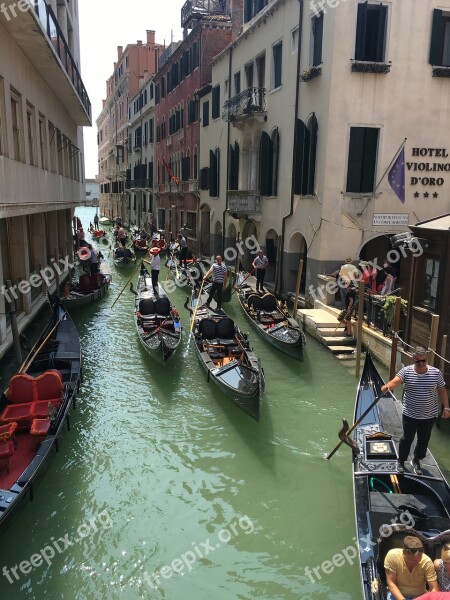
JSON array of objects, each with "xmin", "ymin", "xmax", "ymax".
[
  {"xmin": 381, "ymin": 347, "xmax": 449, "ymax": 475},
  {"xmin": 118, "ymin": 226, "xmax": 127, "ymax": 247},
  {"xmin": 179, "ymin": 224, "xmax": 189, "ymax": 241},
  {"xmin": 88, "ymin": 244, "xmax": 100, "ymax": 275},
  {"xmin": 93, "ymin": 214, "xmax": 99, "ymax": 230},
  {"xmin": 77, "ymin": 227, "xmax": 87, "ymax": 247},
  {"xmin": 150, "ymin": 247, "xmax": 161, "ymax": 295},
  {"xmin": 252, "ymin": 249, "xmax": 269, "ymax": 293},
  {"xmin": 203, "ymin": 256, "xmax": 227, "ymax": 310},
  {"xmin": 384, "ymin": 535, "xmax": 438, "ymax": 599},
  {"xmin": 177, "ymin": 234, "xmax": 188, "ymax": 269}
]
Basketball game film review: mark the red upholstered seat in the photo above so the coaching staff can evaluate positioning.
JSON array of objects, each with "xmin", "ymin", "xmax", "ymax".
[
  {"xmin": 0, "ymin": 422, "xmax": 17, "ymax": 441},
  {"xmin": 7, "ymin": 373, "xmax": 36, "ymax": 404},
  {"xmin": 79, "ymin": 274, "xmax": 92, "ymax": 291},
  {"xmin": 31, "ymin": 399, "xmax": 61, "ymax": 419},
  {"xmin": 0, "ymin": 440, "xmax": 15, "ymax": 473},
  {"xmin": 136, "ymin": 240, "xmax": 147, "ymax": 248},
  {"xmin": 90, "ymin": 273, "xmax": 102, "ymax": 288},
  {"xmin": 157, "ymin": 240, "xmax": 165, "ymax": 249},
  {"xmin": 0, "ymin": 402, "xmax": 32, "ymax": 429},
  {"xmin": 30, "ymin": 418, "xmax": 51, "ymax": 436},
  {"xmin": 34, "ymin": 370, "xmax": 63, "ymax": 402}
]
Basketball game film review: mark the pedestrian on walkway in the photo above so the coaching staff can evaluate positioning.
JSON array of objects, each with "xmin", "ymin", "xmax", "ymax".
[
  {"xmin": 338, "ymin": 257, "xmax": 359, "ymax": 304},
  {"xmin": 381, "ymin": 347, "xmax": 449, "ymax": 475},
  {"xmin": 203, "ymin": 256, "xmax": 227, "ymax": 310}
]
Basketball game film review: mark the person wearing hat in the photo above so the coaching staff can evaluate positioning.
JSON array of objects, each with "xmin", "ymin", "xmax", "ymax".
[
  {"xmin": 381, "ymin": 347, "xmax": 449, "ymax": 475},
  {"xmin": 338, "ymin": 257, "xmax": 359, "ymax": 305},
  {"xmin": 150, "ymin": 247, "xmax": 161, "ymax": 294},
  {"xmin": 434, "ymin": 544, "xmax": 450, "ymax": 591}
]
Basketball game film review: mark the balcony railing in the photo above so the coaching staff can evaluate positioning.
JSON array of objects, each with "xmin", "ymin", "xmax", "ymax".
[
  {"xmin": 181, "ymin": 0, "xmax": 226, "ymax": 29},
  {"xmin": 222, "ymin": 88, "xmax": 266, "ymax": 123},
  {"xmin": 33, "ymin": 0, "xmax": 91, "ymax": 123},
  {"xmin": 227, "ymin": 191, "xmax": 261, "ymax": 214},
  {"xmin": 126, "ymin": 179, "xmax": 152, "ymax": 190}
]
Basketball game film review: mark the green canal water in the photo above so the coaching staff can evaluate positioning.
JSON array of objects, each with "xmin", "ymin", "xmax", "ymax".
[{"xmin": 1, "ymin": 207, "xmax": 449, "ymax": 600}]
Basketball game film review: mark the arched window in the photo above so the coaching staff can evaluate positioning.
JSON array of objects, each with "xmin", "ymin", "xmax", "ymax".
[
  {"xmin": 228, "ymin": 141, "xmax": 240, "ymax": 190},
  {"xmin": 294, "ymin": 113, "xmax": 318, "ymax": 195},
  {"xmin": 259, "ymin": 127, "xmax": 279, "ymax": 196}
]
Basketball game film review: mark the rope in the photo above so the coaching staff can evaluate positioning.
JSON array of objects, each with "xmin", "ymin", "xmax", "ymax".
[{"xmin": 393, "ymin": 332, "xmax": 450, "ymax": 366}]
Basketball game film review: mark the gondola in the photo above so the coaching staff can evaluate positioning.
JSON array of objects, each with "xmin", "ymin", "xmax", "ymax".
[
  {"xmin": 113, "ymin": 247, "xmax": 136, "ymax": 270},
  {"xmin": 351, "ymin": 353, "xmax": 450, "ymax": 599},
  {"xmin": 0, "ymin": 297, "xmax": 81, "ymax": 532},
  {"xmin": 132, "ymin": 238, "xmax": 151, "ymax": 255},
  {"xmin": 165, "ymin": 257, "xmax": 204, "ymax": 289},
  {"xmin": 235, "ymin": 271, "xmax": 305, "ymax": 360},
  {"xmin": 60, "ymin": 271, "xmax": 111, "ymax": 310},
  {"xmin": 185, "ymin": 285, "xmax": 264, "ymax": 420},
  {"xmin": 133, "ymin": 265, "xmax": 182, "ymax": 364}
]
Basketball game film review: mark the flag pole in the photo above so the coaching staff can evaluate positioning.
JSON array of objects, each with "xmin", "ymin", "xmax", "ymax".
[{"xmin": 374, "ymin": 137, "xmax": 407, "ymax": 194}]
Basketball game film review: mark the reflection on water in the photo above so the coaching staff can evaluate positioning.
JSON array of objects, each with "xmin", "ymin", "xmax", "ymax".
[{"xmin": 1, "ymin": 208, "xmax": 449, "ymax": 600}]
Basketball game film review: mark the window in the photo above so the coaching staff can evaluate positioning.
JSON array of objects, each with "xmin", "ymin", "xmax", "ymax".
[
  {"xmin": 260, "ymin": 129, "xmax": 279, "ymax": 196},
  {"xmin": 10, "ymin": 90, "xmax": 22, "ymax": 161},
  {"xmin": 423, "ymin": 258, "xmax": 440, "ymax": 309},
  {"xmin": 311, "ymin": 13, "xmax": 324, "ymax": 66},
  {"xmin": 234, "ymin": 72, "xmax": 241, "ymax": 95},
  {"xmin": 256, "ymin": 54, "xmax": 266, "ymax": 88},
  {"xmin": 355, "ymin": 2, "xmax": 387, "ymax": 62},
  {"xmin": 149, "ymin": 118, "xmax": 154, "ymax": 143},
  {"xmin": 244, "ymin": 0, "xmax": 268, "ymax": 22},
  {"xmin": 209, "ymin": 148, "xmax": 220, "ymax": 197},
  {"xmin": 192, "ymin": 41, "xmax": 200, "ymax": 69},
  {"xmin": 182, "ymin": 155, "xmax": 190, "ymax": 181},
  {"xmin": 38, "ymin": 114, "xmax": 47, "ymax": 169},
  {"xmin": 212, "ymin": 85, "xmax": 220, "ymax": 119},
  {"xmin": 429, "ymin": 9, "xmax": 450, "ymax": 66},
  {"xmin": 292, "ymin": 27, "xmax": 299, "ymax": 53},
  {"xmin": 202, "ymin": 101, "xmax": 209, "ymax": 126},
  {"xmin": 346, "ymin": 126, "xmax": 379, "ymax": 193},
  {"xmin": 294, "ymin": 115, "xmax": 318, "ymax": 195},
  {"xmin": 228, "ymin": 141, "xmax": 240, "ymax": 190},
  {"xmin": 245, "ymin": 63, "xmax": 254, "ymax": 88},
  {"xmin": 157, "ymin": 208, "xmax": 165, "ymax": 229},
  {"xmin": 273, "ymin": 42, "xmax": 283, "ymax": 88},
  {"xmin": 186, "ymin": 211, "xmax": 197, "ymax": 238},
  {"xmin": 193, "ymin": 147, "xmax": 198, "ymax": 179}
]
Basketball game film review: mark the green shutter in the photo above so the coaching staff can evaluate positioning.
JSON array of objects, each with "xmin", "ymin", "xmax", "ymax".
[
  {"xmin": 260, "ymin": 132, "xmax": 271, "ymax": 196},
  {"xmin": 376, "ymin": 5, "xmax": 387, "ymax": 62},
  {"xmin": 429, "ymin": 9, "xmax": 443, "ymax": 65},
  {"xmin": 360, "ymin": 128, "xmax": 378, "ymax": 193},
  {"xmin": 294, "ymin": 120, "xmax": 306, "ymax": 195},
  {"xmin": 355, "ymin": 2, "xmax": 368, "ymax": 60},
  {"xmin": 272, "ymin": 129, "xmax": 279, "ymax": 196},
  {"xmin": 346, "ymin": 128, "xmax": 365, "ymax": 193}
]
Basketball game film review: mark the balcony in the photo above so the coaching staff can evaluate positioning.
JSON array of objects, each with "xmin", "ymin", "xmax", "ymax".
[
  {"xmin": 181, "ymin": 0, "xmax": 226, "ymax": 30},
  {"xmin": 222, "ymin": 88, "xmax": 266, "ymax": 124},
  {"xmin": 1, "ymin": 0, "xmax": 91, "ymax": 125},
  {"xmin": 227, "ymin": 191, "xmax": 261, "ymax": 215},
  {"xmin": 127, "ymin": 179, "xmax": 151, "ymax": 190},
  {"xmin": 117, "ymin": 163, "xmax": 128, "ymax": 178},
  {"xmin": 189, "ymin": 179, "xmax": 198, "ymax": 192}
]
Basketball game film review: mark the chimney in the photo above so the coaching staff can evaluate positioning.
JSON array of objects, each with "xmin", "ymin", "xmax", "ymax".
[
  {"xmin": 146, "ymin": 30, "xmax": 155, "ymax": 45},
  {"xmin": 118, "ymin": 46, "xmax": 123, "ymax": 59},
  {"xmin": 137, "ymin": 40, "xmax": 142, "ymax": 46}
]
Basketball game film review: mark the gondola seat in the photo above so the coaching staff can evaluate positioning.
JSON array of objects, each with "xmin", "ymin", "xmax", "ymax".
[
  {"xmin": 139, "ymin": 299, "xmax": 155, "ymax": 315},
  {"xmin": 7, "ymin": 373, "xmax": 35, "ymax": 404},
  {"xmin": 247, "ymin": 294, "xmax": 262, "ymax": 310},
  {"xmin": 155, "ymin": 297, "xmax": 171, "ymax": 317},
  {"xmin": 0, "ymin": 402, "xmax": 32, "ymax": 430},
  {"xmin": 30, "ymin": 418, "xmax": 51, "ymax": 450},
  {"xmin": 79, "ymin": 274, "xmax": 92, "ymax": 292},
  {"xmin": 0, "ymin": 440, "xmax": 15, "ymax": 474},
  {"xmin": 136, "ymin": 240, "xmax": 147, "ymax": 248},
  {"xmin": 35, "ymin": 370, "xmax": 63, "ymax": 403},
  {"xmin": 0, "ymin": 422, "xmax": 17, "ymax": 442},
  {"xmin": 261, "ymin": 294, "xmax": 277, "ymax": 312},
  {"xmin": 198, "ymin": 319, "xmax": 217, "ymax": 340},
  {"xmin": 216, "ymin": 318, "xmax": 235, "ymax": 340},
  {"xmin": 31, "ymin": 399, "xmax": 61, "ymax": 419},
  {"xmin": 90, "ymin": 273, "xmax": 103, "ymax": 288}
]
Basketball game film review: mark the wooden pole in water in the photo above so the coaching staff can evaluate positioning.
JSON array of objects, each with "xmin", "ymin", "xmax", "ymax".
[
  {"xmin": 428, "ymin": 314, "xmax": 440, "ymax": 367},
  {"xmin": 293, "ymin": 259, "xmax": 304, "ymax": 319},
  {"xmin": 440, "ymin": 335, "xmax": 448, "ymax": 374},
  {"xmin": 6, "ymin": 279, "xmax": 22, "ymax": 364},
  {"xmin": 389, "ymin": 297, "xmax": 402, "ymax": 380},
  {"xmin": 355, "ymin": 281, "xmax": 365, "ymax": 379}
]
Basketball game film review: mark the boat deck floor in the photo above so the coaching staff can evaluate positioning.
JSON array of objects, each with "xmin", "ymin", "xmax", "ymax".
[{"xmin": 0, "ymin": 432, "xmax": 35, "ymax": 490}]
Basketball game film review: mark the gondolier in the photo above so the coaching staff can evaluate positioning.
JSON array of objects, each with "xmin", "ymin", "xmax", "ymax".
[
  {"xmin": 93, "ymin": 214, "xmax": 99, "ymax": 230},
  {"xmin": 381, "ymin": 346, "xmax": 449, "ymax": 475},
  {"xmin": 203, "ymin": 256, "xmax": 227, "ymax": 310},
  {"xmin": 177, "ymin": 234, "xmax": 188, "ymax": 268},
  {"xmin": 150, "ymin": 247, "xmax": 161, "ymax": 294},
  {"xmin": 252, "ymin": 249, "xmax": 268, "ymax": 293}
]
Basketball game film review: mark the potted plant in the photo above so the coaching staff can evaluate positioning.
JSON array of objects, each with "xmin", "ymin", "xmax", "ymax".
[
  {"xmin": 300, "ymin": 65, "xmax": 322, "ymax": 82},
  {"xmin": 381, "ymin": 296, "xmax": 408, "ymax": 327}
]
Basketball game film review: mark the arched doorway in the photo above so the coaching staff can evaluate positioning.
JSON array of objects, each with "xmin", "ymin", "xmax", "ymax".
[
  {"xmin": 241, "ymin": 220, "xmax": 258, "ymax": 271},
  {"xmin": 358, "ymin": 234, "xmax": 403, "ymax": 291},
  {"xmin": 265, "ymin": 228, "xmax": 279, "ymax": 287},
  {"xmin": 287, "ymin": 232, "xmax": 308, "ymax": 293},
  {"xmin": 200, "ymin": 204, "xmax": 211, "ymax": 257}
]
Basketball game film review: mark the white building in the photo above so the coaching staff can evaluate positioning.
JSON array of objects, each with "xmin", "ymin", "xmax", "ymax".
[
  {"xmin": 201, "ymin": 0, "xmax": 450, "ymax": 300},
  {"xmin": 127, "ymin": 74, "xmax": 156, "ymax": 228},
  {"xmin": 0, "ymin": 0, "xmax": 90, "ymax": 359}
]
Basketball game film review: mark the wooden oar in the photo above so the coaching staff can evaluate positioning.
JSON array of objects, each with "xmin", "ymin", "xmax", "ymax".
[
  {"xmin": 19, "ymin": 313, "xmax": 64, "ymax": 374},
  {"xmin": 190, "ymin": 277, "xmax": 206, "ymax": 334},
  {"xmin": 110, "ymin": 260, "xmax": 143, "ymax": 309},
  {"xmin": 232, "ymin": 268, "xmax": 255, "ymax": 295},
  {"xmin": 326, "ymin": 393, "xmax": 392, "ymax": 460}
]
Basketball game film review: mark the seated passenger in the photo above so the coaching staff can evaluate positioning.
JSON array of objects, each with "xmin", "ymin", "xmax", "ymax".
[
  {"xmin": 434, "ymin": 545, "xmax": 450, "ymax": 591},
  {"xmin": 384, "ymin": 535, "xmax": 438, "ymax": 599},
  {"xmin": 124, "ymin": 248, "xmax": 133, "ymax": 259},
  {"xmin": 115, "ymin": 248, "xmax": 124, "ymax": 258}
]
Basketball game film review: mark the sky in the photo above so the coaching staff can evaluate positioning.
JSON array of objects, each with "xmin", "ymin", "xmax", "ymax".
[{"xmin": 78, "ymin": 0, "xmax": 184, "ymax": 179}]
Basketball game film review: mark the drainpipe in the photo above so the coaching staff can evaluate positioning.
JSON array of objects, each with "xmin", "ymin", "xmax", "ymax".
[
  {"xmin": 278, "ymin": 0, "xmax": 303, "ymax": 294},
  {"xmin": 222, "ymin": 45, "xmax": 233, "ymax": 257}
]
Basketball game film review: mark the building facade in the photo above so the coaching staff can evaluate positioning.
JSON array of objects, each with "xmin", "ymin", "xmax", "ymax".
[
  {"xmin": 0, "ymin": 0, "xmax": 90, "ymax": 360},
  {"xmin": 97, "ymin": 31, "xmax": 164, "ymax": 223}
]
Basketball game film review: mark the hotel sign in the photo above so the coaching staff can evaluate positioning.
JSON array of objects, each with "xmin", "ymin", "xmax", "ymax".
[{"xmin": 373, "ymin": 213, "xmax": 409, "ymax": 226}]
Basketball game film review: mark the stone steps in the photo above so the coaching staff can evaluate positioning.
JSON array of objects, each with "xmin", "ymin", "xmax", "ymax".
[{"xmin": 297, "ymin": 307, "xmax": 356, "ymax": 359}]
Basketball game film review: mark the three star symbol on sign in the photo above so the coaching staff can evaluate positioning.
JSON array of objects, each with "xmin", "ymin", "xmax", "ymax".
[{"xmin": 413, "ymin": 191, "xmax": 438, "ymax": 198}]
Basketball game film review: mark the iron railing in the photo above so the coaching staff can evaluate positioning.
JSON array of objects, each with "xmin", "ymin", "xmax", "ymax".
[{"xmin": 222, "ymin": 87, "xmax": 266, "ymax": 122}]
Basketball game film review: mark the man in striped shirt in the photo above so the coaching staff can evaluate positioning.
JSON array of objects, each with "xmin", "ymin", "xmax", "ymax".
[
  {"xmin": 203, "ymin": 256, "xmax": 227, "ymax": 310},
  {"xmin": 381, "ymin": 347, "xmax": 449, "ymax": 475}
]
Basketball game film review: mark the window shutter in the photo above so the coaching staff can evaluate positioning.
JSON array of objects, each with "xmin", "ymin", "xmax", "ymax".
[
  {"xmin": 228, "ymin": 144, "xmax": 234, "ymax": 190},
  {"xmin": 200, "ymin": 167, "xmax": 209, "ymax": 190},
  {"xmin": 182, "ymin": 156, "xmax": 190, "ymax": 181},
  {"xmin": 272, "ymin": 128, "xmax": 279, "ymax": 196},
  {"xmin": 203, "ymin": 101, "xmax": 209, "ymax": 126},
  {"xmin": 209, "ymin": 150, "xmax": 217, "ymax": 196},
  {"xmin": 346, "ymin": 128, "xmax": 365, "ymax": 193},
  {"xmin": 148, "ymin": 162, "xmax": 153, "ymax": 187},
  {"xmin": 294, "ymin": 119, "xmax": 306, "ymax": 195},
  {"xmin": 313, "ymin": 14, "xmax": 324, "ymax": 66},
  {"xmin": 259, "ymin": 131, "xmax": 272, "ymax": 196},
  {"xmin": 212, "ymin": 86, "xmax": 220, "ymax": 119},
  {"xmin": 429, "ymin": 9, "xmax": 443, "ymax": 65},
  {"xmin": 306, "ymin": 115, "xmax": 318, "ymax": 195},
  {"xmin": 360, "ymin": 128, "xmax": 378, "ymax": 193},
  {"xmin": 244, "ymin": 0, "xmax": 252, "ymax": 22},
  {"xmin": 234, "ymin": 142, "xmax": 240, "ymax": 191},
  {"xmin": 355, "ymin": 1, "xmax": 368, "ymax": 61},
  {"xmin": 375, "ymin": 5, "xmax": 387, "ymax": 62}
]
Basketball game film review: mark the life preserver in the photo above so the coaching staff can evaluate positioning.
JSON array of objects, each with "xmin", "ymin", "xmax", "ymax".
[{"xmin": 77, "ymin": 247, "xmax": 91, "ymax": 262}]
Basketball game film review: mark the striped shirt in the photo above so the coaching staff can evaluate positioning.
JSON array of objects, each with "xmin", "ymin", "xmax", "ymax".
[
  {"xmin": 212, "ymin": 262, "xmax": 227, "ymax": 283},
  {"xmin": 253, "ymin": 254, "xmax": 268, "ymax": 269},
  {"xmin": 397, "ymin": 365, "xmax": 446, "ymax": 419}
]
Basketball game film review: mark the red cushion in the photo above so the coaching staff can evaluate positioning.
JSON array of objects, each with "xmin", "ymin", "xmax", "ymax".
[
  {"xmin": 30, "ymin": 418, "xmax": 51, "ymax": 436},
  {"xmin": 31, "ymin": 399, "xmax": 61, "ymax": 419},
  {"xmin": 0, "ymin": 403, "xmax": 32, "ymax": 427},
  {"xmin": 35, "ymin": 371, "xmax": 63, "ymax": 401},
  {"xmin": 7, "ymin": 374, "xmax": 35, "ymax": 404},
  {"xmin": 0, "ymin": 440, "xmax": 14, "ymax": 458},
  {"xmin": 90, "ymin": 273, "xmax": 102, "ymax": 288},
  {"xmin": 136, "ymin": 240, "xmax": 147, "ymax": 248},
  {"xmin": 0, "ymin": 422, "xmax": 17, "ymax": 441},
  {"xmin": 79, "ymin": 274, "xmax": 92, "ymax": 290}
]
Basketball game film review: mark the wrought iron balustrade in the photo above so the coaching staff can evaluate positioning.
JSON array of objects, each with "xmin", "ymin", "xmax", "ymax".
[{"xmin": 222, "ymin": 87, "xmax": 266, "ymax": 122}]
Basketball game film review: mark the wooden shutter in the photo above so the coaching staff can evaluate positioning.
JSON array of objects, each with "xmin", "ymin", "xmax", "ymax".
[
  {"xmin": 272, "ymin": 129, "xmax": 279, "ymax": 196},
  {"xmin": 306, "ymin": 116, "xmax": 318, "ymax": 195},
  {"xmin": 294, "ymin": 120, "xmax": 306, "ymax": 195},
  {"xmin": 313, "ymin": 14, "xmax": 324, "ymax": 66},
  {"xmin": 429, "ymin": 9, "xmax": 443, "ymax": 65},
  {"xmin": 360, "ymin": 128, "xmax": 378, "ymax": 193},
  {"xmin": 346, "ymin": 128, "xmax": 365, "ymax": 193},
  {"xmin": 259, "ymin": 131, "xmax": 272, "ymax": 196},
  {"xmin": 182, "ymin": 156, "xmax": 190, "ymax": 181},
  {"xmin": 212, "ymin": 86, "xmax": 220, "ymax": 119},
  {"xmin": 375, "ymin": 5, "xmax": 387, "ymax": 62},
  {"xmin": 355, "ymin": 1, "xmax": 368, "ymax": 60},
  {"xmin": 203, "ymin": 101, "xmax": 209, "ymax": 126},
  {"xmin": 148, "ymin": 162, "xmax": 153, "ymax": 187},
  {"xmin": 228, "ymin": 144, "xmax": 235, "ymax": 190}
]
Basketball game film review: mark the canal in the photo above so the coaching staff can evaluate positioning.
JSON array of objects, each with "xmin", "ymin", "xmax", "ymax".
[{"xmin": 0, "ymin": 207, "xmax": 449, "ymax": 600}]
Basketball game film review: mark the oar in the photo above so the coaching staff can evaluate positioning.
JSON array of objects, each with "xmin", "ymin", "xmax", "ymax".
[
  {"xmin": 19, "ymin": 314, "xmax": 64, "ymax": 374},
  {"xmin": 231, "ymin": 268, "xmax": 255, "ymax": 297},
  {"xmin": 110, "ymin": 260, "xmax": 143, "ymax": 309},
  {"xmin": 326, "ymin": 392, "xmax": 393, "ymax": 460},
  {"xmin": 190, "ymin": 277, "xmax": 206, "ymax": 334}
]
